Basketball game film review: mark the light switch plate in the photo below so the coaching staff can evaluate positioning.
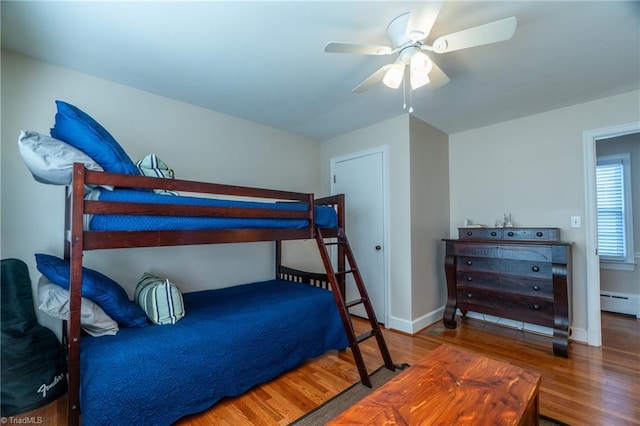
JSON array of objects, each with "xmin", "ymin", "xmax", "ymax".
[{"xmin": 570, "ymin": 216, "xmax": 581, "ymax": 228}]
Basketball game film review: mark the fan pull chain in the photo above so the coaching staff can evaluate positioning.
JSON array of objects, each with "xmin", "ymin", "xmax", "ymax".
[
  {"xmin": 402, "ymin": 76, "xmax": 407, "ymax": 110},
  {"xmin": 409, "ymin": 86, "xmax": 414, "ymax": 113},
  {"xmin": 401, "ymin": 68, "xmax": 414, "ymax": 113}
]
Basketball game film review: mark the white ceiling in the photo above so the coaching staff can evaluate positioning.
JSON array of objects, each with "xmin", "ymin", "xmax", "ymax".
[{"xmin": 2, "ymin": 1, "xmax": 639, "ymax": 141}]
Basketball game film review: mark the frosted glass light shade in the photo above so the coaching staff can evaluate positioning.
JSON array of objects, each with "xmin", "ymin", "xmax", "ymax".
[
  {"xmin": 409, "ymin": 51, "xmax": 433, "ymax": 90},
  {"xmin": 383, "ymin": 63, "xmax": 405, "ymax": 89},
  {"xmin": 410, "ymin": 69, "xmax": 430, "ymax": 89}
]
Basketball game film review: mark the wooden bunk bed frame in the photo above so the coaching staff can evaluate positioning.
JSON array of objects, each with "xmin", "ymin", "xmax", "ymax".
[{"xmin": 64, "ymin": 163, "xmax": 394, "ymax": 425}]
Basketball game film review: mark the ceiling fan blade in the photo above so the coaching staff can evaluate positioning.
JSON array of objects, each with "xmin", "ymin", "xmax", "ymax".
[
  {"xmin": 432, "ymin": 16, "xmax": 517, "ymax": 53},
  {"xmin": 352, "ymin": 64, "xmax": 393, "ymax": 93},
  {"xmin": 425, "ymin": 60, "xmax": 449, "ymax": 89},
  {"xmin": 325, "ymin": 42, "xmax": 393, "ymax": 55},
  {"xmin": 405, "ymin": 1, "xmax": 443, "ymax": 41}
]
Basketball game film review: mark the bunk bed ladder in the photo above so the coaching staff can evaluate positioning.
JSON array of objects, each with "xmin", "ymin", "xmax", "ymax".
[{"xmin": 315, "ymin": 227, "xmax": 395, "ymax": 387}]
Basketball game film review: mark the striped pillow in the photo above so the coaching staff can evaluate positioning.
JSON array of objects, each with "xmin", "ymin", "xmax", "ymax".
[
  {"xmin": 136, "ymin": 153, "xmax": 178, "ymax": 195},
  {"xmin": 135, "ymin": 273, "xmax": 185, "ymax": 325}
]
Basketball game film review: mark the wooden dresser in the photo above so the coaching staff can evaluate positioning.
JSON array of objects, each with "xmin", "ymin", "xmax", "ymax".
[{"xmin": 443, "ymin": 227, "xmax": 571, "ymax": 357}]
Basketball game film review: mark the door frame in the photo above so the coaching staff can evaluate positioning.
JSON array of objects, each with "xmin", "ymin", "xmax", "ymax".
[
  {"xmin": 583, "ymin": 121, "xmax": 640, "ymax": 347},
  {"xmin": 330, "ymin": 145, "xmax": 390, "ymax": 325}
]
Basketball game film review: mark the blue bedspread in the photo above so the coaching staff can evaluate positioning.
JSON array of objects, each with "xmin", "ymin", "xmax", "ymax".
[
  {"xmin": 79, "ymin": 280, "xmax": 348, "ymax": 425},
  {"xmin": 89, "ymin": 189, "xmax": 337, "ymax": 231}
]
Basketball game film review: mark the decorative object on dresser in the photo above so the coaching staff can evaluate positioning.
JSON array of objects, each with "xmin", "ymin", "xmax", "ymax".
[{"xmin": 442, "ymin": 227, "xmax": 572, "ymax": 357}]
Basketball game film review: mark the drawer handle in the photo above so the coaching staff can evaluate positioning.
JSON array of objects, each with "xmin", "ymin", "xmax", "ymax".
[
  {"xmin": 532, "ymin": 304, "xmax": 541, "ymax": 310},
  {"xmin": 532, "ymin": 285, "xmax": 540, "ymax": 291},
  {"xmin": 507, "ymin": 231, "xmax": 514, "ymax": 237},
  {"xmin": 536, "ymin": 231, "xmax": 543, "ymax": 237},
  {"xmin": 467, "ymin": 293, "xmax": 473, "ymax": 299},
  {"xmin": 466, "ymin": 276, "xmax": 473, "ymax": 282},
  {"xmin": 532, "ymin": 266, "xmax": 540, "ymax": 272},
  {"xmin": 466, "ymin": 260, "xmax": 473, "ymax": 266},
  {"xmin": 490, "ymin": 231, "xmax": 497, "ymax": 237},
  {"xmin": 467, "ymin": 231, "xmax": 473, "ymax": 236}
]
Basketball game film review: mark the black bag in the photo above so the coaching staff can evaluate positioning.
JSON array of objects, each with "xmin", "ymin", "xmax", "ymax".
[{"xmin": 1, "ymin": 258, "xmax": 67, "ymax": 416}]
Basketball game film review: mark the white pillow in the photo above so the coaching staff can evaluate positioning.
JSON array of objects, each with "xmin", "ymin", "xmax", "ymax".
[
  {"xmin": 18, "ymin": 130, "xmax": 104, "ymax": 185},
  {"xmin": 37, "ymin": 275, "xmax": 119, "ymax": 337}
]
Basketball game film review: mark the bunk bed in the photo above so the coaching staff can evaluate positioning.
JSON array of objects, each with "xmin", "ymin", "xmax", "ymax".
[
  {"xmin": 18, "ymin": 101, "xmax": 393, "ymax": 424},
  {"xmin": 55, "ymin": 163, "xmax": 393, "ymax": 425}
]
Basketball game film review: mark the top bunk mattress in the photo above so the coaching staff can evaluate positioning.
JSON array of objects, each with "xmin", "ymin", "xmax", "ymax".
[{"xmin": 86, "ymin": 188, "xmax": 338, "ymax": 231}]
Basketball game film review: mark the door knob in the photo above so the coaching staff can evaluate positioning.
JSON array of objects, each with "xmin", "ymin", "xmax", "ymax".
[{"xmin": 375, "ymin": 245, "xmax": 382, "ymax": 251}]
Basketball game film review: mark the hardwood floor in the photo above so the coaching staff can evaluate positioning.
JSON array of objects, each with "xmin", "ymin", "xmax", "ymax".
[{"xmin": 14, "ymin": 312, "xmax": 640, "ymax": 425}]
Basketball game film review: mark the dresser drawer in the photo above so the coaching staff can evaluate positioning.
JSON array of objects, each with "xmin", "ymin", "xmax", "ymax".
[
  {"xmin": 459, "ymin": 228, "xmax": 502, "ymax": 240},
  {"xmin": 457, "ymin": 257, "xmax": 552, "ymax": 279},
  {"xmin": 458, "ymin": 227, "xmax": 560, "ymax": 241},
  {"xmin": 502, "ymin": 228, "xmax": 560, "ymax": 241},
  {"xmin": 450, "ymin": 243, "xmax": 554, "ymax": 263},
  {"xmin": 457, "ymin": 287, "xmax": 554, "ymax": 327},
  {"xmin": 456, "ymin": 272, "xmax": 553, "ymax": 298}
]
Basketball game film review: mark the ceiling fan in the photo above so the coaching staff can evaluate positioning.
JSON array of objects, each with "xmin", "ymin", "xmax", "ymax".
[{"xmin": 325, "ymin": 2, "xmax": 517, "ymax": 93}]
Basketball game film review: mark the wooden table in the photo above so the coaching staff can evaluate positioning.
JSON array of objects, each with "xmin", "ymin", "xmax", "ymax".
[{"xmin": 328, "ymin": 345, "xmax": 541, "ymax": 425}]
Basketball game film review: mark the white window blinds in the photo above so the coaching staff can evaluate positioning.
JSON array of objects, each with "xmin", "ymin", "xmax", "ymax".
[{"xmin": 596, "ymin": 157, "xmax": 626, "ymax": 260}]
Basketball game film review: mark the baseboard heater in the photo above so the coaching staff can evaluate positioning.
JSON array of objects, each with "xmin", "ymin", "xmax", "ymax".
[{"xmin": 600, "ymin": 291, "xmax": 640, "ymax": 317}]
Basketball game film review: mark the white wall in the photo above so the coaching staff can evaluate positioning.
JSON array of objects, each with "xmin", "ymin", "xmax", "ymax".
[
  {"xmin": 1, "ymin": 50, "xmax": 322, "ymax": 321},
  {"xmin": 321, "ymin": 115, "xmax": 414, "ymax": 330},
  {"xmin": 448, "ymin": 90, "xmax": 640, "ymax": 338},
  {"xmin": 409, "ymin": 116, "xmax": 449, "ymax": 329}
]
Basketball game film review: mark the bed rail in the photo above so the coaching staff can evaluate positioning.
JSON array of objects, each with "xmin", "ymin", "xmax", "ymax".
[
  {"xmin": 315, "ymin": 194, "xmax": 345, "ymax": 238},
  {"xmin": 68, "ymin": 164, "xmax": 318, "ymax": 250},
  {"xmin": 278, "ymin": 265, "xmax": 333, "ymax": 291},
  {"xmin": 82, "ymin": 167, "xmax": 313, "ymax": 201}
]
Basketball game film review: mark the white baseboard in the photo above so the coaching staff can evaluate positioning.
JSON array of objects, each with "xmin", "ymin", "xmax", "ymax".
[
  {"xmin": 571, "ymin": 327, "xmax": 588, "ymax": 344},
  {"xmin": 600, "ymin": 291, "xmax": 640, "ymax": 317},
  {"xmin": 461, "ymin": 311, "xmax": 550, "ymax": 337},
  {"xmin": 387, "ymin": 306, "xmax": 444, "ymax": 335},
  {"xmin": 458, "ymin": 310, "xmax": 588, "ymax": 344},
  {"xmin": 386, "ymin": 306, "xmax": 590, "ymax": 345},
  {"xmin": 386, "ymin": 316, "xmax": 413, "ymax": 334}
]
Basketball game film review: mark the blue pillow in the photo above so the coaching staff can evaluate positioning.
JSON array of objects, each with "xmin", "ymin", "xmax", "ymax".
[
  {"xmin": 50, "ymin": 100, "xmax": 140, "ymax": 176},
  {"xmin": 35, "ymin": 253, "xmax": 147, "ymax": 328}
]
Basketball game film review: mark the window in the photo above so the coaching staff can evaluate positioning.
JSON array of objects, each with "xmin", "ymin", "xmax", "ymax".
[{"xmin": 596, "ymin": 153, "xmax": 634, "ymax": 269}]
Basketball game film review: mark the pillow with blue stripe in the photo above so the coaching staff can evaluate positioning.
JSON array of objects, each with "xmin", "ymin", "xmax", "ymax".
[
  {"xmin": 35, "ymin": 253, "xmax": 148, "ymax": 328},
  {"xmin": 50, "ymin": 100, "xmax": 140, "ymax": 176},
  {"xmin": 135, "ymin": 272, "xmax": 185, "ymax": 325}
]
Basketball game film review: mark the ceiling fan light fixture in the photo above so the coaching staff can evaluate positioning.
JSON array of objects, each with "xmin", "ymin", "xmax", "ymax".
[
  {"xmin": 383, "ymin": 63, "xmax": 405, "ymax": 89},
  {"xmin": 410, "ymin": 51, "xmax": 433, "ymax": 74},
  {"xmin": 408, "ymin": 51, "xmax": 432, "ymax": 90},
  {"xmin": 410, "ymin": 69, "xmax": 430, "ymax": 90}
]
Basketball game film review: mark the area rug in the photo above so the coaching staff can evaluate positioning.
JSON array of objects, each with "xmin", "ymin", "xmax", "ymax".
[
  {"xmin": 289, "ymin": 363, "xmax": 408, "ymax": 425},
  {"xmin": 289, "ymin": 363, "xmax": 567, "ymax": 425}
]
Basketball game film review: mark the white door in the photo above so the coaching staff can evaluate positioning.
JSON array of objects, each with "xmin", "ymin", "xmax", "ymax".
[{"xmin": 331, "ymin": 147, "xmax": 387, "ymax": 324}]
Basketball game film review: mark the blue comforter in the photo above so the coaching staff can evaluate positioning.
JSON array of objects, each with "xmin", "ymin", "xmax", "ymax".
[
  {"xmin": 79, "ymin": 280, "xmax": 348, "ymax": 425},
  {"xmin": 89, "ymin": 189, "xmax": 338, "ymax": 231}
]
